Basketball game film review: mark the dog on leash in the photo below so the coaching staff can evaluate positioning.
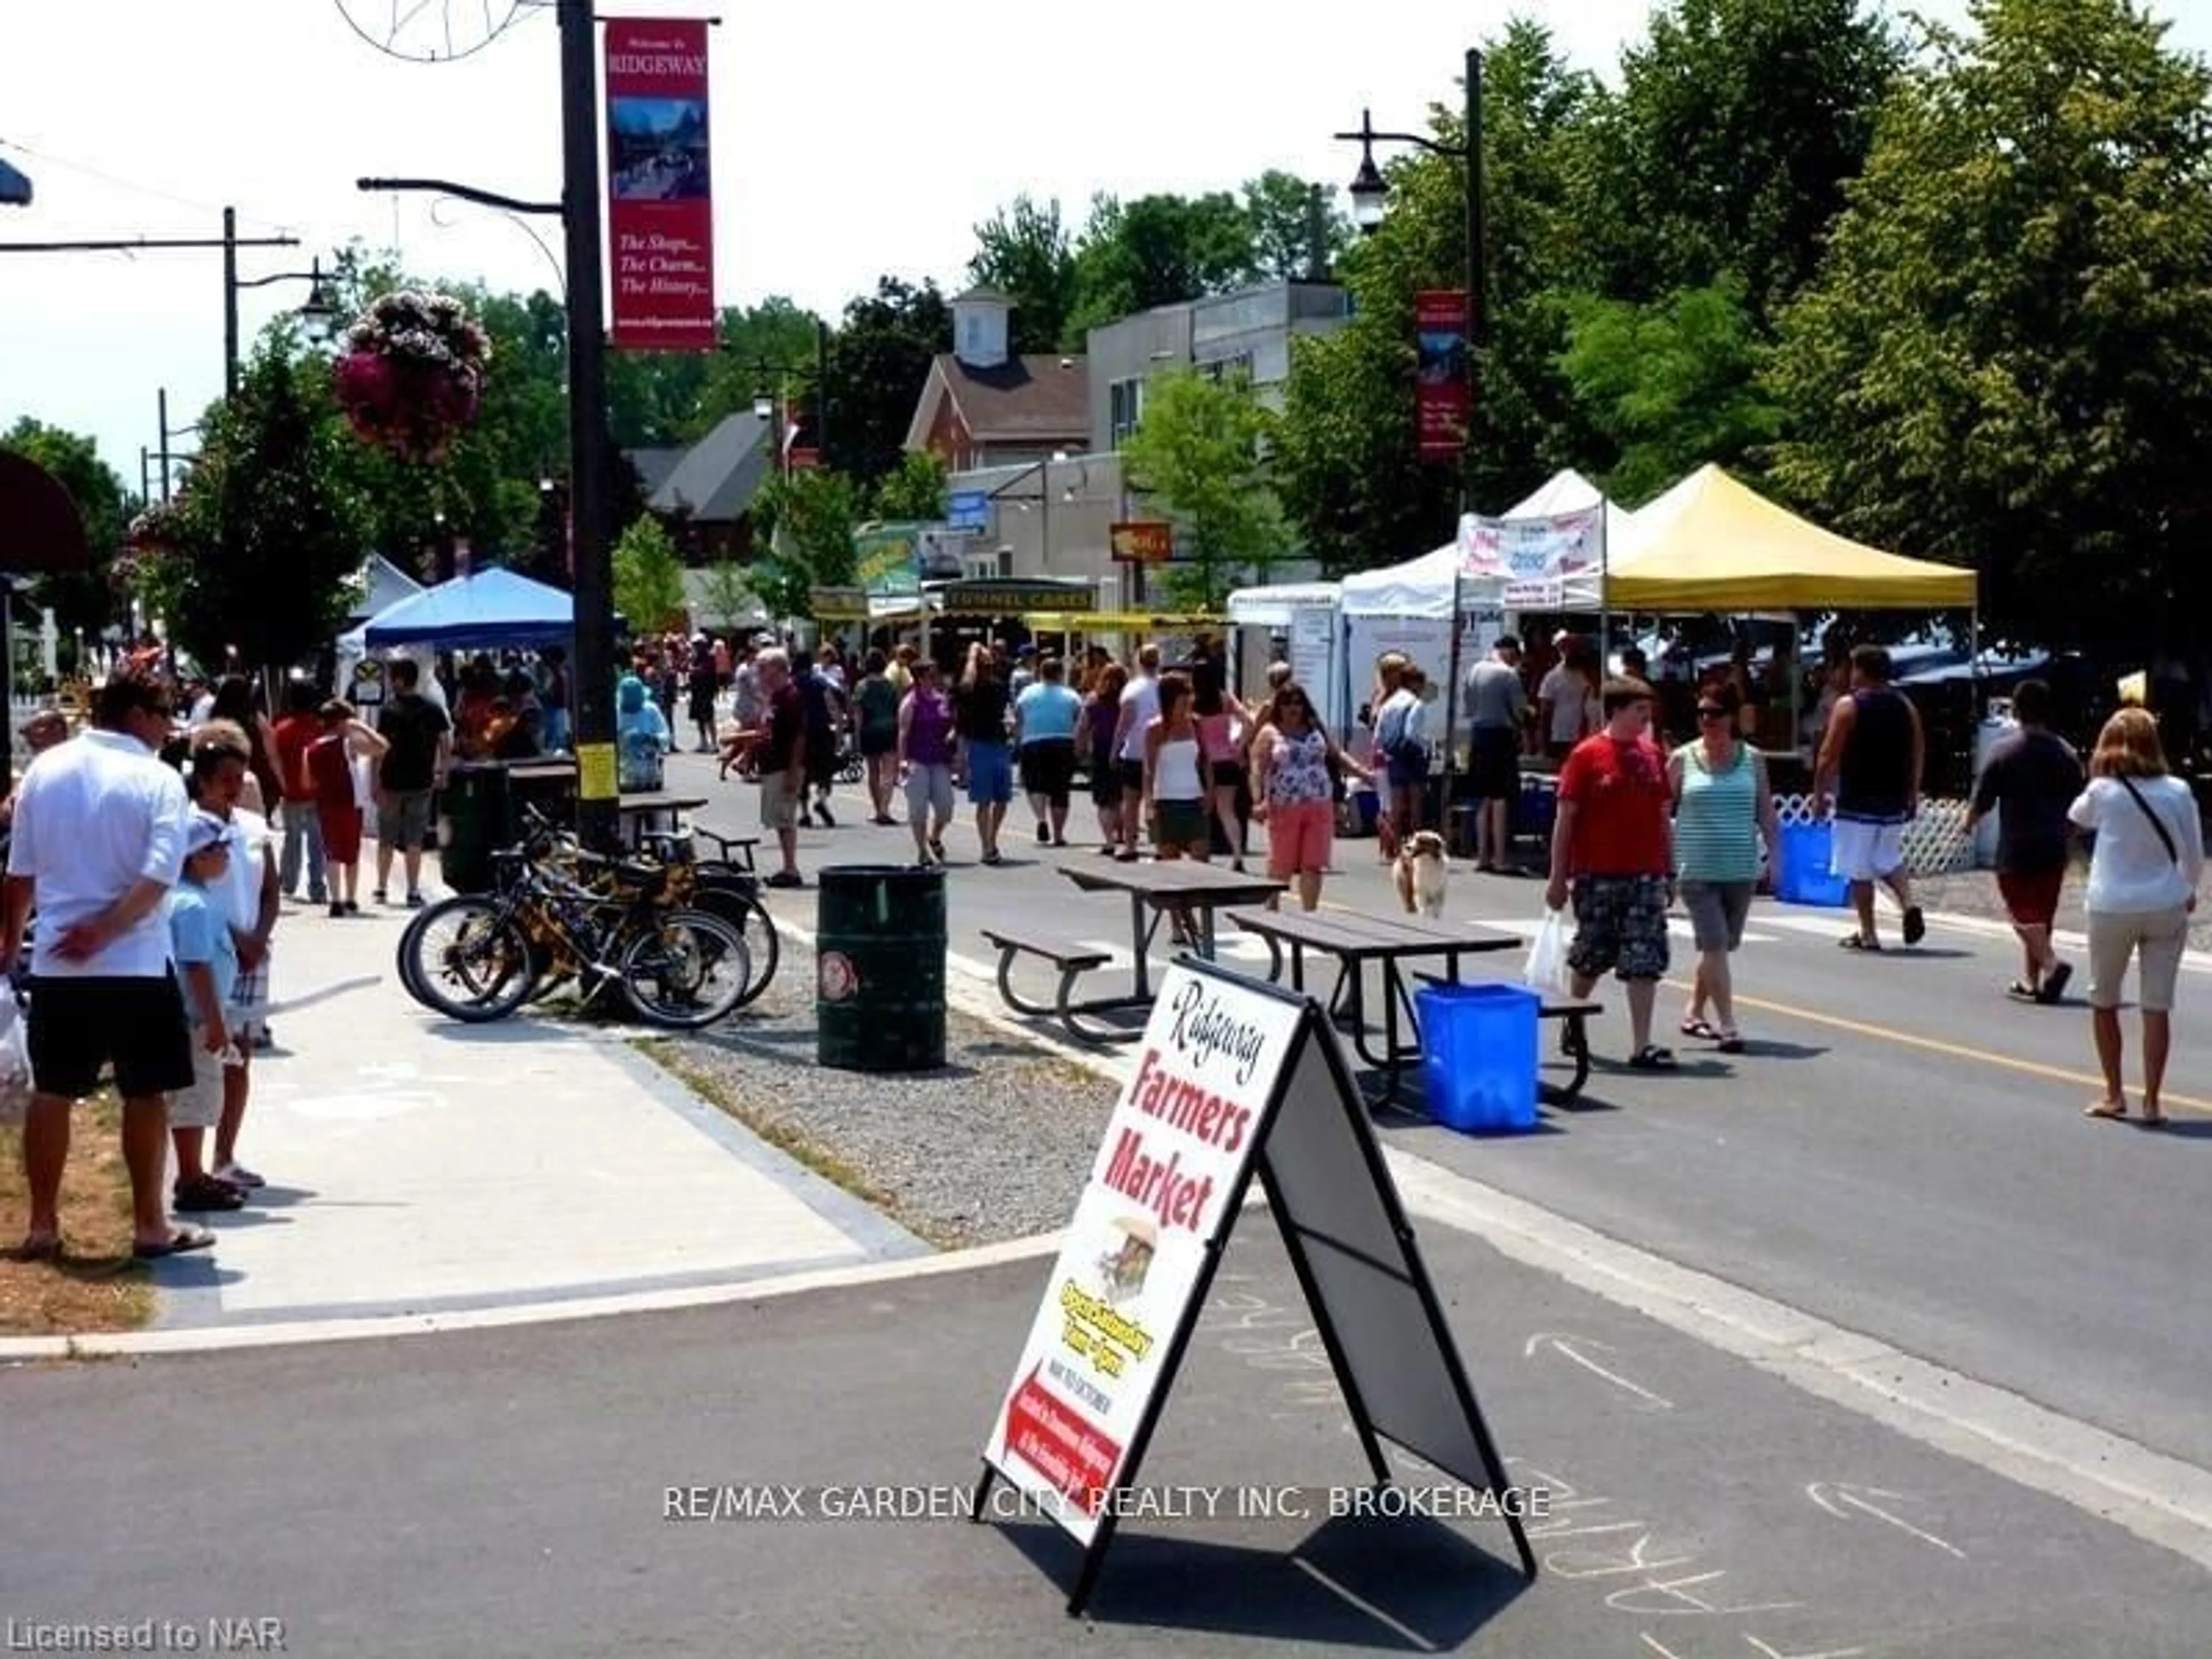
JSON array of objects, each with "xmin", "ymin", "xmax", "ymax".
[{"xmin": 1393, "ymin": 830, "xmax": 1450, "ymax": 917}]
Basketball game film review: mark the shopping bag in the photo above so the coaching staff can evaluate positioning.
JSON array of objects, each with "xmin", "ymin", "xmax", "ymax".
[
  {"xmin": 1524, "ymin": 907, "xmax": 1571, "ymax": 996},
  {"xmin": 0, "ymin": 988, "xmax": 32, "ymax": 1127}
]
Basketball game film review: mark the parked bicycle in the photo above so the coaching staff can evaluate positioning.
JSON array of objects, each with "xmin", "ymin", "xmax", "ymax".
[{"xmin": 397, "ymin": 840, "xmax": 750, "ymax": 1029}]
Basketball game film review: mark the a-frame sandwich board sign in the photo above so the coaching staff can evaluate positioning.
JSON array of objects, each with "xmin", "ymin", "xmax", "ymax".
[{"xmin": 975, "ymin": 956, "xmax": 1538, "ymax": 1615}]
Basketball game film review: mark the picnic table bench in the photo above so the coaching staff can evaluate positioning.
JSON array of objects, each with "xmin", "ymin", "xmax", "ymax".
[
  {"xmin": 981, "ymin": 859, "xmax": 1287, "ymax": 1044},
  {"xmin": 1229, "ymin": 908, "xmax": 1518, "ymax": 1106}
]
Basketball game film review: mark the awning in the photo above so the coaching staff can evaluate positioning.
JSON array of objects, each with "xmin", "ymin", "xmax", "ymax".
[
  {"xmin": 363, "ymin": 566, "xmax": 584, "ymax": 649},
  {"xmin": 1607, "ymin": 464, "xmax": 1976, "ymax": 612},
  {"xmin": 1226, "ymin": 581, "xmax": 1340, "ymax": 627}
]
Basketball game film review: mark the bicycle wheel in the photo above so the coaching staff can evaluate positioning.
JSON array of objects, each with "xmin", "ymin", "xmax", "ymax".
[
  {"xmin": 617, "ymin": 908, "xmax": 751, "ymax": 1029},
  {"xmin": 400, "ymin": 897, "xmax": 540, "ymax": 1023},
  {"xmin": 692, "ymin": 874, "xmax": 780, "ymax": 1007}
]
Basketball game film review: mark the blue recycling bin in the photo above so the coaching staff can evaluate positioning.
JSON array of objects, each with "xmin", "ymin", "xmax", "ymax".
[
  {"xmin": 1416, "ymin": 982, "xmax": 1541, "ymax": 1135},
  {"xmin": 1776, "ymin": 821, "xmax": 1851, "ymax": 908}
]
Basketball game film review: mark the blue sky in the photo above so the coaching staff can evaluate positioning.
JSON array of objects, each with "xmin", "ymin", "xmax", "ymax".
[{"xmin": 2, "ymin": 0, "xmax": 2205, "ymax": 489}]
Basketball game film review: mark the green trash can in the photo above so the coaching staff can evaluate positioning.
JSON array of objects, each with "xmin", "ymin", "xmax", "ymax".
[
  {"xmin": 436, "ymin": 764, "xmax": 512, "ymax": 895},
  {"xmin": 816, "ymin": 865, "xmax": 946, "ymax": 1073}
]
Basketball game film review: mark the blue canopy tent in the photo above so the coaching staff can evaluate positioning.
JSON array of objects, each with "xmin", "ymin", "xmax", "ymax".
[
  {"xmin": 0, "ymin": 156, "xmax": 31, "ymax": 207},
  {"xmin": 362, "ymin": 567, "xmax": 590, "ymax": 649}
]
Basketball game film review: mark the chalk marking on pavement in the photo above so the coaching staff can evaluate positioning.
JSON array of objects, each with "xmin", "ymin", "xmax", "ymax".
[
  {"xmin": 1290, "ymin": 1558, "xmax": 1441, "ymax": 1652},
  {"xmin": 1386, "ymin": 1153, "xmax": 2212, "ymax": 1574},
  {"xmin": 1805, "ymin": 1482, "xmax": 1967, "ymax": 1560},
  {"xmin": 1524, "ymin": 1332, "xmax": 1674, "ymax": 1412}
]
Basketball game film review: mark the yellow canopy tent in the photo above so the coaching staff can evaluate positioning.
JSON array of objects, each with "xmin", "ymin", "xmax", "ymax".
[{"xmin": 1605, "ymin": 464, "xmax": 1977, "ymax": 612}]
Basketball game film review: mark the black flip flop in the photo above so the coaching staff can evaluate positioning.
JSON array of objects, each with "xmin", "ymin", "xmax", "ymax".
[
  {"xmin": 10, "ymin": 1236, "xmax": 62, "ymax": 1264},
  {"xmin": 1627, "ymin": 1045, "xmax": 1677, "ymax": 1071},
  {"xmin": 1903, "ymin": 906, "xmax": 1927, "ymax": 946},
  {"xmin": 2037, "ymin": 963, "xmax": 2074, "ymax": 1004},
  {"xmin": 1715, "ymin": 1033, "xmax": 1746, "ymax": 1055},
  {"xmin": 133, "ymin": 1226, "xmax": 216, "ymax": 1260}
]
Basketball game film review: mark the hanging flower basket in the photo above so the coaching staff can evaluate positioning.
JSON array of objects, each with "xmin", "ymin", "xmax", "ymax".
[
  {"xmin": 332, "ymin": 289, "xmax": 493, "ymax": 465},
  {"xmin": 126, "ymin": 498, "xmax": 191, "ymax": 554}
]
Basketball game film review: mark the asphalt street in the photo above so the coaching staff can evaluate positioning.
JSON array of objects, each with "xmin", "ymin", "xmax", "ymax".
[
  {"xmin": 5, "ymin": 1214, "xmax": 2203, "ymax": 1656},
  {"xmin": 680, "ymin": 756, "xmax": 2212, "ymax": 1490}
]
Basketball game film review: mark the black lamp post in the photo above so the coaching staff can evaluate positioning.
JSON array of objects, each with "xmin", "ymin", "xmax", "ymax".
[
  {"xmin": 223, "ymin": 206, "xmax": 342, "ymax": 396},
  {"xmin": 1336, "ymin": 46, "xmax": 1486, "ymax": 509}
]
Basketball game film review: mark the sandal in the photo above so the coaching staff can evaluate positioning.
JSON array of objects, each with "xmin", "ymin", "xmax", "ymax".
[
  {"xmin": 2037, "ymin": 963, "xmax": 2073, "ymax": 1004},
  {"xmin": 1680, "ymin": 1017, "xmax": 1721, "ymax": 1041},
  {"xmin": 1715, "ymin": 1033, "xmax": 1746, "ymax": 1055},
  {"xmin": 10, "ymin": 1235, "xmax": 62, "ymax": 1264},
  {"xmin": 1839, "ymin": 932, "xmax": 1882, "ymax": 952},
  {"xmin": 1903, "ymin": 906, "xmax": 1927, "ymax": 946},
  {"xmin": 1627, "ymin": 1046, "xmax": 1678, "ymax": 1071},
  {"xmin": 2140, "ymin": 1112, "xmax": 2171, "ymax": 1129},
  {"xmin": 2006, "ymin": 980, "xmax": 2037, "ymax": 1002},
  {"xmin": 133, "ymin": 1225, "xmax": 217, "ymax": 1260},
  {"xmin": 2084, "ymin": 1099, "xmax": 2128, "ymax": 1120}
]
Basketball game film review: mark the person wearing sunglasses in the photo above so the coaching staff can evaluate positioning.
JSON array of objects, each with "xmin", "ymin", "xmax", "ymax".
[{"xmin": 1669, "ymin": 685, "xmax": 1779, "ymax": 1054}]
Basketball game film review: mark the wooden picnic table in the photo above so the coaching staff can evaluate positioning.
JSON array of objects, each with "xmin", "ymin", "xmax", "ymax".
[
  {"xmin": 615, "ymin": 793, "xmax": 709, "ymax": 853},
  {"xmin": 1061, "ymin": 859, "xmax": 1289, "ymax": 999},
  {"xmin": 984, "ymin": 859, "xmax": 1288, "ymax": 1045},
  {"xmin": 1230, "ymin": 908, "xmax": 1518, "ymax": 1106}
]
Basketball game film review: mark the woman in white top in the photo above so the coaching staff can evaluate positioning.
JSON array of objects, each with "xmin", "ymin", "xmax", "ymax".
[
  {"xmin": 1143, "ymin": 672, "xmax": 1210, "ymax": 946},
  {"xmin": 2069, "ymin": 708, "xmax": 2205, "ymax": 1125}
]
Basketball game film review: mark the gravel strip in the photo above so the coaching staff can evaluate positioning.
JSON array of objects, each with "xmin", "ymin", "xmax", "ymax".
[{"xmin": 645, "ymin": 967, "xmax": 1116, "ymax": 1251}]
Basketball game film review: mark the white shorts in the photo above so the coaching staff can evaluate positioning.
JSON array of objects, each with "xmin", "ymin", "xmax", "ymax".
[
  {"xmin": 1831, "ymin": 819, "xmax": 1905, "ymax": 883},
  {"xmin": 169, "ymin": 1038, "xmax": 230, "ymax": 1129}
]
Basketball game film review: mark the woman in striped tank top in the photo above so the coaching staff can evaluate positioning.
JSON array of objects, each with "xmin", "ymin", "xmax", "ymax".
[{"xmin": 1668, "ymin": 684, "xmax": 1779, "ymax": 1054}]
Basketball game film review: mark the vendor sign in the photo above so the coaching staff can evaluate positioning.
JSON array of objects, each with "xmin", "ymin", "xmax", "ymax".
[
  {"xmin": 1458, "ymin": 507, "xmax": 1603, "ymax": 589},
  {"xmin": 853, "ymin": 524, "xmax": 924, "ymax": 599},
  {"xmin": 984, "ymin": 967, "xmax": 1304, "ymax": 1543}
]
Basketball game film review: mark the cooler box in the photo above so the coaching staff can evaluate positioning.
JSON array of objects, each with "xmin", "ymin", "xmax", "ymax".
[
  {"xmin": 1415, "ymin": 983, "xmax": 1540, "ymax": 1135},
  {"xmin": 1777, "ymin": 821, "xmax": 1850, "ymax": 907}
]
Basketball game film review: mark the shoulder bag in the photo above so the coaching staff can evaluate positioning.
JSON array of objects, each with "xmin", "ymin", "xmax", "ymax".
[{"xmin": 2115, "ymin": 774, "xmax": 2181, "ymax": 866}]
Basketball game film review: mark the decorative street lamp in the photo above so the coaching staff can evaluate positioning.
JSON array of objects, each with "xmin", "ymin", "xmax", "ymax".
[{"xmin": 1335, "ymin": 46, "xmax": 1486, "ymax": 506}]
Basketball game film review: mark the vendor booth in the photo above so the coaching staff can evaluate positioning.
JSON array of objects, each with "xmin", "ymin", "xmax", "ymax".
[{"xmin": 1225, "ymin": 581, "xmax": 1345, "ymax": 730}]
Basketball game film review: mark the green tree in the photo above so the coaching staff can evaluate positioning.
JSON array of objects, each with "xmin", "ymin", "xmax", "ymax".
[
  {"xmin": 0, "ymin": 418, "xmax": 128, "ymax": 637},
  {"xmin": 1559, "ymin": 279, "xmax": 1783, "ymax": 504},
  {"xmin": 1766, "ymin": 0, "xmax": 2212, "ymax": 650},
  {"xmin": 823, "ymin": 277, "xmax": 952, "ymax": 488},
  {"xmin": 967, "ymin": 195, "xmax": 1078, "ymax": 354},
  {"xmin": 695, "ymin": 559, "xmax": 758, "ymax": 632},
  {"xmin": 1066, "ymin": 192, "xmax": 1255, "ymax": 342},
  {"xmin": 871, "ymin": 449, "xmax": 948, "ymax": 522},
  {"xmin": 1574, "ymin": 0, "xmax": 1903, "ymax": 319},
  {"xmin": 748, "ymin": 467, "xmax": 863, "ymax": 622},
  {"xmin": 140, "ymin": 347, "xmax": 369, "ymax": 672},
  {"xmin": 1120, "ymin": 368, "xmax": 1286, "ymax": 609},
  {"xmin": 612, "ymin": 513, "xmax": 688, "ymax": 634},
  {"xmin": 1240, "ymin": 171, "xmax": 1347, "ymax": 283}
]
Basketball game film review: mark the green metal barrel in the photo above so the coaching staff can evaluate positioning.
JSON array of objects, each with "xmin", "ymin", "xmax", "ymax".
[{"xmin": 816, "ymin": 865, "xmax": 946, "ymax": 1073}]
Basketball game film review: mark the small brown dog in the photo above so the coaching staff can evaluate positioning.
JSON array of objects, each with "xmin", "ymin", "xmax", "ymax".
[{"xmin": 1392, "ymin": 830, "xmax": 1449, "ymax": 917}]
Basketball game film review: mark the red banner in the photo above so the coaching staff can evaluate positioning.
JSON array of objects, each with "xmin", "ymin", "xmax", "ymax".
[
  {"xmin": 1414, "ymin": 289, "xmax": 1470, "ymax": 463},
  {"xmin": 605, "ymin": 19, "xmax": 715, "ymax": 352}
]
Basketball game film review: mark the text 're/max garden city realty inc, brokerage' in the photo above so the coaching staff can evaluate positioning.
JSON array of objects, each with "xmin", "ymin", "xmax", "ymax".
[{"xmin": 661, "ymin": 1483, "xmax": 1551, "ymax": 1522}]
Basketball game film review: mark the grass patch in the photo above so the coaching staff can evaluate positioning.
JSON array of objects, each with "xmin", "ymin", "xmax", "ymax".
[
  {"xmin": 0, "ymin": 1090, "xmax": 157, "ymax": 1336},
  {"xmin": 642, "ymin": 1044, "xmax": 965, "ymax": 1251}
]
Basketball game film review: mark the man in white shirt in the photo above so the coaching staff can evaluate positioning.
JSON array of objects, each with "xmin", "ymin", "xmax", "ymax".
[
  {"xmin": 1111, "ymin": 644, "xmax": 1164, "ymax": 859},
  {"xmin": 1538, "ymin": 632, "xmax": 1592, "ymax": 760},
  {"xmin": 2, "ymin": 675, "xmax": 204, "ymax": 1260}
]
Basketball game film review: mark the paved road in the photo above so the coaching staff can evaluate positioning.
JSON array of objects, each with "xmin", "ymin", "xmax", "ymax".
[
  {"xmin": 676, "ymin": 756, "xmax": 2212, "ymax": 1487},
  {"xmin": 6, "ymin": 1214, "xmax": 2205, "ymax": 1656}
]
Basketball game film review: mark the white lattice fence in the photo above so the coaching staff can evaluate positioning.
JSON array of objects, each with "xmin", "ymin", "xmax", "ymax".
[{"xmin": 1772, "ymin": 794, "xmax": 1977, "ymax": 876}]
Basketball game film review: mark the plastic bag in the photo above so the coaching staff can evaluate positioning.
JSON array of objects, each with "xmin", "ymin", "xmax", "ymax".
[
  {"xmin": 0, "ymin": 990, "xmax": 32, "ymax": 1127},
  {"xmin": 1524, "ymin": 907, "xmax": 1571, "ymax": 996}
]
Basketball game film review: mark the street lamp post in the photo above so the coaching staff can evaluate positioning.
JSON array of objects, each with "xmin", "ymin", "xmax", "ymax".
[
  {"xmin": 224, "ymin": 204, "xmax": 343, "ymax": 396},
  {"xmin": 1336, "ymin": 46, "xmax": 1485, "ymax": 512},
  {"xmin": 1337, "ymin": 46, "xmax": 1486, "ymax": 820}
]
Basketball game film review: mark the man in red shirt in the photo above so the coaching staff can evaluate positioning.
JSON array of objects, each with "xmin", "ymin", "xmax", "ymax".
[
  {"xmin": 1546, "ymin": 677, "xmax": 1677, "ymax": 1070},
  {"xmin": 268, "ymin": 678, "xmax": 327, "ymax": 906}
]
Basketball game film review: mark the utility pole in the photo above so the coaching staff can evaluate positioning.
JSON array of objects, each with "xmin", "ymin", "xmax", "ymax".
[{"xmin": 558, "ymin": 0, "xmax": 618, "ymax": 849}]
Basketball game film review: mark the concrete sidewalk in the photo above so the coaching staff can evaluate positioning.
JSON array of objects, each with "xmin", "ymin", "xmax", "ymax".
[{"xmin": 145, "ymin": 895, "xmax": 923, "ymax": 1330}]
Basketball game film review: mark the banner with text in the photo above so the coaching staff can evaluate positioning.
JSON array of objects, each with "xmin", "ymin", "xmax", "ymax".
[
  {"xmin": 984, "ymin": 967, "xmax": 1305, "ymax": 1545},
  {"xmin": 605, "ymin": 19, "xmax": 715, "ymax": 352},
  {"xmin": 1457, "ymin": 507, "xmax": 1603, "ymax": 607},
  {"xmin": 853, "ymin": 523, "xmax": 925, "ymax": 598},
  {"xmin": 1414, "ymin": 290, "xmax": 1470, "ymax": 463}
]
